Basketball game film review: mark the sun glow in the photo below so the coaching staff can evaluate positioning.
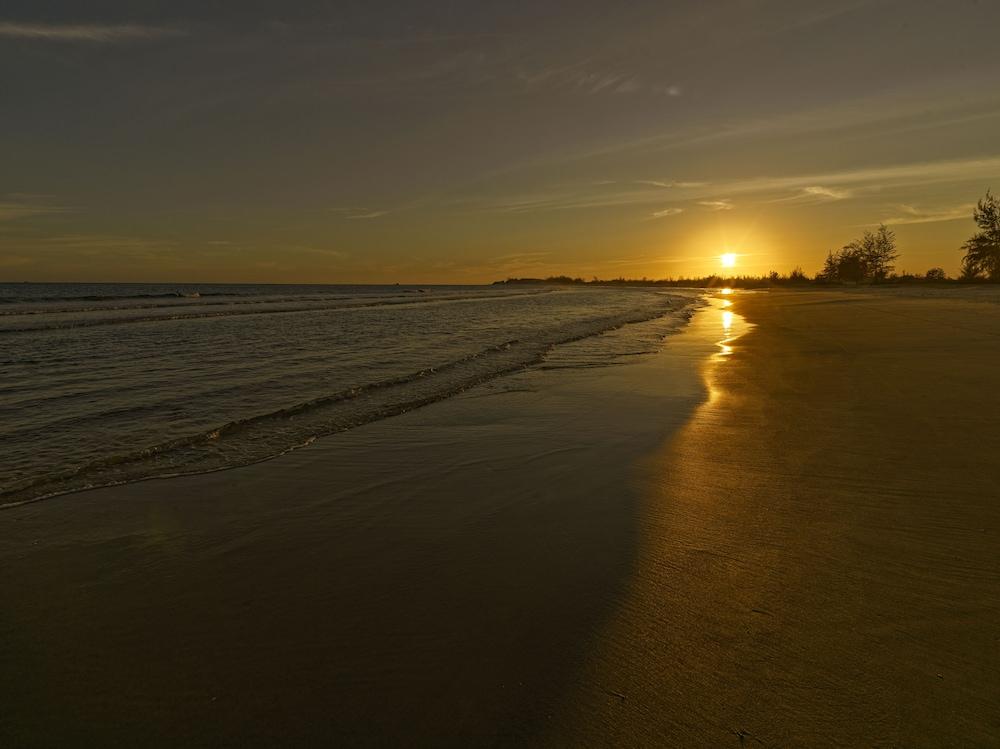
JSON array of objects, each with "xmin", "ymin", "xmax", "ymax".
[{"xmin": 721, "ymin": 252, "xmax": 737, "ymax": 268}]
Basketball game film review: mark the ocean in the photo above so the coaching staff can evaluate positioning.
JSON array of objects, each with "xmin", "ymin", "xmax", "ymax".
[{"xmin": 1, "ymin": 282, "xmax": 699, "ymax": 507}]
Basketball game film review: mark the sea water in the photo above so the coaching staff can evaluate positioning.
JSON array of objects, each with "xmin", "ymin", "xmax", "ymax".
[{"xmin": 1, "ymin": 282, "xmax": 699, "ymax": 506}]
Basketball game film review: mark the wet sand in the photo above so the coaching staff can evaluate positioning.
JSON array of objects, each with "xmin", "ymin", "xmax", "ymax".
[
  {"xmin": 0, "ymin": 303, "xmax": 718, "ymax": 746},
  {"xmin": 3, "ymin": 291, "xmax": 999, "ymax": 746},
  {"xmin": 545, "ymin": 290, "xmax": 1000, "ymax": 746}
]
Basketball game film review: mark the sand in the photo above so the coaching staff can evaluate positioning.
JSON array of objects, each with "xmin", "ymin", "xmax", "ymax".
[
  {"xmin": 0, "ymin": 303, "xmax": 717, "ymax": 746},
  {"xmin": 544, "ymin": 290, "xmax": 1000, "ymax": 746},
  {"xmin": 2, "ymin": 291, "xmax": 999, "ymax": 747}
]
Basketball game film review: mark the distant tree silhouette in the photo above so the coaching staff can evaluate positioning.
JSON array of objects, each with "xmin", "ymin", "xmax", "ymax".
[
  {"xmin": 819, "ymin": 225, "xmax": 898, "ymax": 283},
  {"xmin": 844, "ymin": 224, "xmax": 898, "ymax": 282},
  {"xmin": 819, "ymin": 247, "xmax": 864, "ymax": 283},
  {"xmin": 924, "ymin": 267, "xmax": 947, "ymax": 281},
  {"xmin": 837, "ymin": 250, "xmax": 866, "ymax": 283},
  {"xmin": 789, "ymin": 266, "xmax": 808, "ymax": 283},
  {"xmin": 960, "ymin": 190, "xmax": 1000, "ymax": 281},
  {"xmin": 819, "ymin": 251, "xmax": 840, "ymax": 281},
  {"xmin": 960, "ymin": 256, "xmax": 982, "ymax": 282}
]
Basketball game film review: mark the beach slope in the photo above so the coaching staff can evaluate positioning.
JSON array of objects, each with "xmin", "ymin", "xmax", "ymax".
[{"xmin": 547, "ymin": 290, "xmax": 1000, "ymax": 747}]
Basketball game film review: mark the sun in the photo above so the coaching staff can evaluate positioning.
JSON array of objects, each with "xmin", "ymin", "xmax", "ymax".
[{"xmin": 721, "ymin": 252, "xmax": 737, "ymax": 268}]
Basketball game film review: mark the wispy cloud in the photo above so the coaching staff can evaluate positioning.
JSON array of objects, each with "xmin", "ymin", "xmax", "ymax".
[
  {"xmin": 490, "ymin": 251, "xmax": 550, "ymax": 263},
  {"xmin": 10, "ymin": 233, "xmax": 179, "ymax": 262},
  {"xmin": 770, "ymin": 1, "xmax": 883, "ymax": 35},
  {"xmin": 332, "ymin": 208, "xmax": 389, "ymax": 220},
  {"xmin": 722, "ymin": 156, "xmax": 1000, "ymax": 198},
  {"xmin": 0, "ymin": 196, "xmax": 68, "ymax": 221},
  {"xmin": 0, "ymin": 21, "xmax": 184, "ymax": 43},
  {"xmin": 768, "ymin": 185, "xmax": 854, "ymax": 204},
  {"xmin": 653, "ymin": 85, "xmax": 682, "ymax": 97},
  {"xmin": 517, "ymin": 63, "xmax": 681, "ymax": 98},
  {"xmin": 879, "ymin": 203, "xmax": 976, "ymax": 226},
  {"xmin": 280, "ymin": 245, "xmax": 351, "ymax": 259},
  {"xmin": 40, "ymin": 233, "xmax": 174, "ymax": 250},
  {"xmin": 459, "ymin": 155, "xmax": 1000, "ymax": 218},
  {"xmin": 0, "ymin": 253, "xmax": 31, "ymax": 268},
  {"xmin": 650, "ymin": 207, "xmax": 684, "ymax": 219},
  {"xmin": 698, "ymin": 199, "xmax": 734, "ymax": 211},
  {"xmin": 635, "ymin": 180, "xmax": 707, "ymax": 189},
  {"xmin": 802, "ymin": 185, "xmax": 852, "ymax": 200},
  {"xmin": 498, "ymin": 86, "xmax": 1000, "ymax": 177}
]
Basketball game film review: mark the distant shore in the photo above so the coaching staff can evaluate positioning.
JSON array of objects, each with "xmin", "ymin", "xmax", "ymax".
[{"xmin": 494, "ymin": 273, "xmax": 1000, "ymax": 289}]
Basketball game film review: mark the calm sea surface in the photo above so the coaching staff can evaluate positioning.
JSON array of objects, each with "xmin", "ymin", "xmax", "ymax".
[{"xmin": 1, "ymin": 282, "xmax": 699, "ymax": 506}]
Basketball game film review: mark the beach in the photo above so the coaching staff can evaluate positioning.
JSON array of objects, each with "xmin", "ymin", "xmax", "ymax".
[
  {"xmin": 3, "ymin": 290, "xmax": 999, "ymax": 746},
  {"xmin": 544, "ymin": 290, "xmax": 1000, "ymax": 746}
]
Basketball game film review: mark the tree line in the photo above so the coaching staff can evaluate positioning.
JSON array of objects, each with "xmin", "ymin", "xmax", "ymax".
[
  {"xmin": 496, "ymin": 190, "xmax": 1000, "ymax": 287},
  {"xmin": 960, "ymin": 190, "xmax": 1000, "ymax": 281}
]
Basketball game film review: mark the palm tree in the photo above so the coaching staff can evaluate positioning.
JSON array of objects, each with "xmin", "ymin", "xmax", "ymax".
[{"xmin": 961, "ymin": 190, "xmax": 1000, "ymax": 281}]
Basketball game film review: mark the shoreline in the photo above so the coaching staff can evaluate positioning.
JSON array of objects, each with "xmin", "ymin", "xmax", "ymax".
[
  {"xmin": 1, "ymin": 289, "xmax": 699, "ymax": 510},
  {"xmin": 0, "ymin": 297, "xmax": 726, "ymax": 746}
]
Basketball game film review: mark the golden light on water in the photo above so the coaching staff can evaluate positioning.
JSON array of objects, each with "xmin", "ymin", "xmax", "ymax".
[
  {"xmin": 721, "ymin": 253, "xmax": 737, "ymax": 268},
  {"xmin": 720, "ymin": 287, "xmax": 733, "ymax": 295},
  {"xmin": 723, "ymin": 310, "xmax": 733, "ymax": 332}
]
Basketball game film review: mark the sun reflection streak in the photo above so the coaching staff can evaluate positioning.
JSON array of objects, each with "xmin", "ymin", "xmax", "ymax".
[{"xmin": 713, "ymin": 296, "xmax": 749, "ymax": 361}]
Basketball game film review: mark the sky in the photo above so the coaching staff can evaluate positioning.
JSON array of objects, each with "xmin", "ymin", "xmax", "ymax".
[{"xmin": 2, "ymin": 0, "xmax": 999, "ymax": 283}]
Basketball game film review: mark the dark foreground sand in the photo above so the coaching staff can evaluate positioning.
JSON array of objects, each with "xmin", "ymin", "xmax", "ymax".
[{"xmin": 2, "ymin": 291, "xmax": 999, "ymax": 747}]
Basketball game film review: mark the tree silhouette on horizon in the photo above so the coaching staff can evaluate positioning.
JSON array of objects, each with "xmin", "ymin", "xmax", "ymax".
[{"xmin": 961, "ymin": 190, "xmax": 1000, "ymax": 281}]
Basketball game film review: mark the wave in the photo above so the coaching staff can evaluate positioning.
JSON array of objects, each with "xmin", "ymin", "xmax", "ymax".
[
  {"xmin": 0, "ymin": 289, "xmax": 555, "ymax": 333},
  {"xmin": 0, "ymin": 290, "xmax": 208, "ymax": 304},
  {"xmin": 0, "ymin": 296, "xmax": 698, "ymax": 508}
]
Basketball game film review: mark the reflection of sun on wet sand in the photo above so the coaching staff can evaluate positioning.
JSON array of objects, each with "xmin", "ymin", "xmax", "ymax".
[{"xmin": 544, "ymin": 289, "xmax": 1000, "ymax": 747}]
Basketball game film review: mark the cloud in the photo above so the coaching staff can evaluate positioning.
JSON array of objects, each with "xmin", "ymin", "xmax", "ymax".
[
  {"xmin": 767, "ymin": 185, "xmax": 854, "ymax": 205},
  {"xmin": 0, "ymin": 197, "xmax": 67, "ymax": 221},
  {"xmin": 0, "ymin": 21, "xmax": 183, "ymax": 43},
  {"xmin": 518, "ymin": 62, "xmax": 682, "ymax": 98},
  {"xmin": 635, "ymin": 180, "xmax": 707, "ymax": 189},
  {"xmin": 490, "ymin": 251, "xmax": 550, "ymax": 263},
  {"xmin": 614, "ymin": 78, "xmax": 642, "ymax": 94},
  {"xmin": 281, "ymin": 245, "xmax": 351, "ymax": 259},
  {"xmin": 503, "ymin": 85, "xmax": 1000, "ymax": 176},
  {"xmin": 802, "ymin": 185, "xmax": 852, "ymax": 200},
  {"xmin": 40, "ymin": 233, "xmax": 173, "ymax": 250},
  {"xmin": 462, "ymin": 155, "xmax": 1000, "ymax": 218},
  {"xmin": 879, "ymin": 203, "xmax": 976, "ymax": 226},
  {"xmin": 650, "ymin": 207, "xmax": 684, "ymax": 219},
  {"xmin": 770, "ymin": 1, "xmax": 881, "ymax": 35},
  {"xmin": 723, "ymin": 156, "xmax": 1000, "ymax": 199},
  {"xmin": 0, "ymin": 254, "xmax": 31, "ymax": 268},
  {"xmin": 653, "ymin": 85, "xmax": 682, "ymax": 97},
  {"xmin": 332, "ymin": 208, "xmax": 389, "ymax": 220},
  {"xmin": 698, "ymin": 199, "xmax": 734, "ymax": 211}
]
